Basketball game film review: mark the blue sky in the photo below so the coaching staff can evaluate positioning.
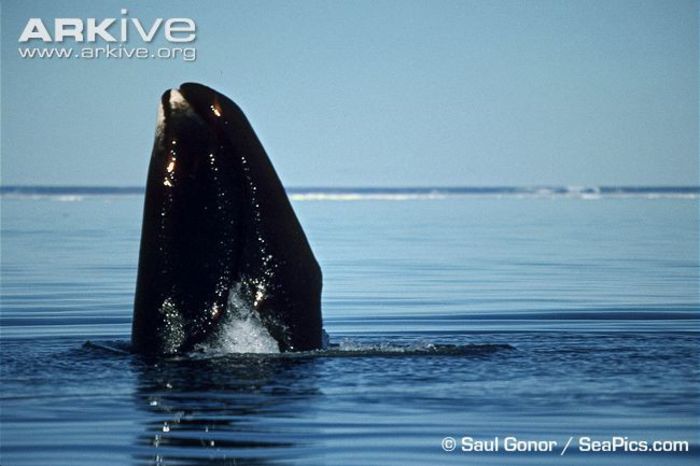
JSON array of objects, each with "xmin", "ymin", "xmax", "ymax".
[{"xmin": 1, "ymin": 0, "xmax": 698, "ymax": 187}]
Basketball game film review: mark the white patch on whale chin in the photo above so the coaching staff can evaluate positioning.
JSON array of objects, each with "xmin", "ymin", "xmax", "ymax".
[
  {"xmin": 155, "ymin": 88, "xmax": 195, "ymax": 139},
  {"xmin": 168, "ymin": 88, "xmax": 189, "ymax": 111},
  {"xmin": 195, "ymin": 284, "xmax": 280, "ymax": 354},
  {"xmin": 155, "ymin": 100, "xmax": 166, "ymax": 137}
]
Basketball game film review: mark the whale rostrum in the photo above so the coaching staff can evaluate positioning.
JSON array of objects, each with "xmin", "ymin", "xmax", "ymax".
[{"xmin": 131, "ymin": 83, "xmax": 323, "ymax": 354}]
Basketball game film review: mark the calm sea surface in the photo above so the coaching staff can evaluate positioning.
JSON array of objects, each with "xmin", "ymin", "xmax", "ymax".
[{"xmin": 1, "ymin": 189, "xmax": 699, "ymax": 465}]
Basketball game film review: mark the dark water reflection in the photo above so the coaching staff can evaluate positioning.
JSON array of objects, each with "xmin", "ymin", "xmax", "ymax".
[{"xmin": 132, "ymin": 355, "xmax": 322, "ymax": 465}]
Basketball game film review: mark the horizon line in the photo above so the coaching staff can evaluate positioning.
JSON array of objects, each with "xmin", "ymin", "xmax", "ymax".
[{"xmin": 1, "ymin": 184, "xmax": 699, "ymax": 190}]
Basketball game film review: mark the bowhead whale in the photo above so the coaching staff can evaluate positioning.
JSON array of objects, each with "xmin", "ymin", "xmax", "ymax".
[{"xmin": 131, "ymin": 83, "xmax": 322, "ymax": 354}]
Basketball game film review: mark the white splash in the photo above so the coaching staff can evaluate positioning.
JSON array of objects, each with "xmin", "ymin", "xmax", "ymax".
[
  {"xmin": 158, "ymin": 298, "xmax": 185, "ymax": 354},
  {"xmin": 196, "ymin": 285, "xmax": 280, "ymax": 354}
]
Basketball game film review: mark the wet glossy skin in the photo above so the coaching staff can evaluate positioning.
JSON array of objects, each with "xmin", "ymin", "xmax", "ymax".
[{"xmin": 131, "ymin": 83, "xmax": 322, "ymax": 354}]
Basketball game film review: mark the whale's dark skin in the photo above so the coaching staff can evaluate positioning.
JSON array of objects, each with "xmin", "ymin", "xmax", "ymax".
[{"xmin": 131, "ymin": 83, "xmax": 322, "ymax": 354}]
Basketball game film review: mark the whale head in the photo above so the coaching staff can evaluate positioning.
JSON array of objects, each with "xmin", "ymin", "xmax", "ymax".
[{"xmin": 131, "ymin": 83, "xmax": 322, "ymax": 354}]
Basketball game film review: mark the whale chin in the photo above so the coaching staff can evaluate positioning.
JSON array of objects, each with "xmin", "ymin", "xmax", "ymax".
[{"xmin": 131, "ymin": 83, "xmax": 323, "ymax": 354}]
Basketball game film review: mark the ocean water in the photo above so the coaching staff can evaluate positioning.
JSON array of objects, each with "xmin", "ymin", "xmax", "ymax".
[{"xmin": 1, "ymin": 188, "xmax": 699, "ymax": 465}]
